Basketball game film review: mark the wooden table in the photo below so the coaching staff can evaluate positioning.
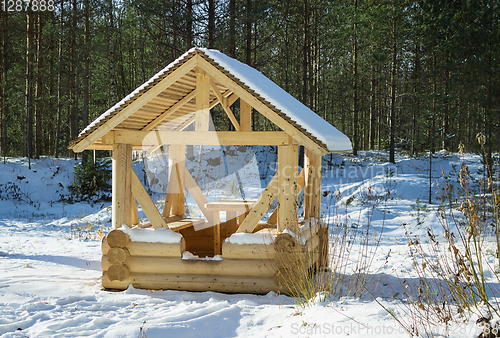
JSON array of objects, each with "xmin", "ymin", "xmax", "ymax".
[{"xmin": 204, "ymin": 199, "xmax": 257, "ymax": 255}]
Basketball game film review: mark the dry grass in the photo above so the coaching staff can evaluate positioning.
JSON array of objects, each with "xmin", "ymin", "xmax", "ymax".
[
  {"xmin": 388, "ymin": 137, "xmax": 500, "ymax": 337},
  {"xmin": 272, "ymin": 189, "xmax": 386, "ymax": 307}
]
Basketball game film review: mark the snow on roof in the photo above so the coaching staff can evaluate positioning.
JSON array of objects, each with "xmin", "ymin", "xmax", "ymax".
[
  {"xmin": 72, "ymin": 47, "xmax": 351, "ymax": 153},
  {"xmin": 199, "ymin": 48, "xmax": 352, "ymax": 152}
]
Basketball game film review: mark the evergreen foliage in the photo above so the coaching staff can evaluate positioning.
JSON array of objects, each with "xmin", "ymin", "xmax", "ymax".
[
  {"xmin": 0, "ymin": 0, "xmax": 498, "ymax": 160},
  {"xmin": 67, "ymin": 159, "xmax": 111, "ymax": 203}
]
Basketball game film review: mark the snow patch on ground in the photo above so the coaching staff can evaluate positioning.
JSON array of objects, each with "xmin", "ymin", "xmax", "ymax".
[{"xmin": 0, "ymin": 152, "xmax": 493, "ymax": 337}]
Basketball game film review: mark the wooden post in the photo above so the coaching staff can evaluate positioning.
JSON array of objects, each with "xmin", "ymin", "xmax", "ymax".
[
  {"xmin": 112, "ymin": 143, "xmax": 132, "ymax": 229},
  {"xmin": 277, "ymin": 141, "xmax": 298, "ymax": 233},
  {"xmin": 304, "ymin": 148, "xmax": 326, "ymax": 267},
  {"xmin": 240, "ymin": 100, "xmax": 252, "ymax": 131},
  {"xmin": 196, "ymin": 68, "xmax": 210, "ymax": 131},
  {"xmin": 304, "ymin": 148, "xmax": 321, "ymax": 219},
  {"xmin": 165, "ymin": 144, "xmax": 185, "ymax": 217},
  {"xmin": 213, "ymin": 211, "xmax": 221, "ymax": 255}
]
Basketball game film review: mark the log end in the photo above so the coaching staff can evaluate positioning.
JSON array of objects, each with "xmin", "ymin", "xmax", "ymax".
[
  {"xmin": 107, "ymin": 229, "xmax": 130, "ymax": 248},
  {"xmin": 108, "ymin": 264, "xmax": 130, "ymax": 281},
  {"xmin": 107, "ymin": 247, "xmax": 130, "ymax": 265}
]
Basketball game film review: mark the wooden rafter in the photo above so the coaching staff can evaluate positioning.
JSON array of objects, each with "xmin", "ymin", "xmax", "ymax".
[
  {"xmin": 209, "ymin": 78, "xmax": 240, "ymax": 131},
  {"xmin": 131, "ymin": 170, "xmax": 168, "ymax": 229},
  {"xmin": 142, "ymin": 89, "xmax": 196, "ymax": 132},
  {"xmin": 236, "ymin": 173, "xmax": 279, "ymax": 233}
]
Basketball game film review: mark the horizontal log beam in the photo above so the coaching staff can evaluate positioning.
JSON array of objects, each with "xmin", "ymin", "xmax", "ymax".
[
  {"xmin": 113, "ymin": 131, "xmax": 290, "ymax": 146},
  {"xmin": 102, "ymin": 236, "xmax": 185, "ymax": 258},
  {"xmin": 102, "ymin": 271, "xmax": 279, "ymax": 294},
  {"xmin": 101, "ymin": 256, "xmax": 276, "ymax": 277}
]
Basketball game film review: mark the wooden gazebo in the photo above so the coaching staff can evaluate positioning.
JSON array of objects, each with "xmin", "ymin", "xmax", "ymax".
[{"xmin": 69, "ymin": 48, "xmax": 351, "ymax": 294}]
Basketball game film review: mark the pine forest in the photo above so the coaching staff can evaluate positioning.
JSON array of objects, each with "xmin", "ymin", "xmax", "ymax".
[{"xmin": 0, "ymin": 0, "xmax": 499, "ymax": 163}]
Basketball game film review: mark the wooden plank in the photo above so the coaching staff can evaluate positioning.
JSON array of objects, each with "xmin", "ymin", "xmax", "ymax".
[
  {"xmin": 204, "ymin": 199, "xmax": 257, "ymax": 212},
  {"xmin": 131, "ymin": 194, "xmax": 139, "ymax": 226},
  {"xmin": 196, "ymin": 68, "xmax": 210, "ymax": 131},
  {"xmin": 142, "ymin": 89, "xmax": 197, "ymax": 132},
  {"xmin": 226, "ymin": 211, "xmax": 238, "ymax": 236},
  {"xmin": 197, "ymin": 57, "xmax": 328, "ymax": 156},
  {"xmin": 114, "ymin": 131, "xmax": 290, "ymax": 146},
  {"xmin": 214, "ymin": 211, "xmax": 221, "ymax": 255},
  {"xmin": 236, "ymin": 173, "xmax": 279, "ymax": 233},
  {"xmin": 163, "ymin": 145, "xmax": 185, "ymax": 217},
  {"xmin": 168, "ymin": 218, "xmax": 205, "ymax": 232},
  {"xmin": 240, "ymin": 99, "xmax": 252, "ymax": 131},
  {"xmin": 226, "ymin": 93, "xmax": 238, "ymax": 108},
  {"xmin": 277, "ymin": 142, "xmax": 298, "ymax": 232},
  {"xmin": 304, "ymin": 148, "xmax": 322, "ymax": 219},
  {"xmin": 112, "ymin": 144, "xmax": 132, "ymax": 229},
  {"xmin": 267, "ymin": 167, "xmax": 305, "ymax": 225},
  {"xmin": 210, "ymin": 78, "xmax": 240, "ymax": 131},
  {"xmin": 72, "ymin": 55, "xmax": 198, "ymax": 152},
  {"xmin": 131, "ymin": 170, "xmax": 168, "ymax": 229},
  {"xmin": 170, "ymin": 145, "xmax": 186, "ymax": 216}
]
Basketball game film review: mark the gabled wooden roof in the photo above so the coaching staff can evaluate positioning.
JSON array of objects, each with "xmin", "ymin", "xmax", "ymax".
[{"xmin": 68, "ymin": 48, "xmax": 351, "ymax": 155}]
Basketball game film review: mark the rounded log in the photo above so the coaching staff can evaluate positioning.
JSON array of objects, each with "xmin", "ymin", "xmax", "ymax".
[
  {"xmin": 102, "ymin": 237, "xmax": 185, "ymax": 258},
  {"xmin": 107, "ymin": 230, "xmax": 130, "ymax": 248},
  {"xmin": 102, "ymin": 271, "xmax": 129, "ymax": 290},
  {"xmin": 101, "ymin": 256, "xmax": 276, "ymax": 277},
  {"xmin": 101, "ymin": 236, "xmax": 110, "ymax": 254},
  {"xmin": 107, "ymin": 247, "xmax": 130, "ymax": 265},
  {"xmin": 299, "ymin": 219, "xmax": 321, "ymax": 242},
  {"xmin": 222, "ymin": 242, "xmax": 276, "ymax": 260},
  {"xmin": 107, "ymin": 264, "xmax": 130, "ymax": 281},
  {"xmin": 274, "ymin": 233, "xmax": 296, "ymax": 252},
  {"xmin": 128, "ymin": 239, "xmax": 186, "ymax": 258},
  {"xmin": 128, "ymin": 273, "xmax": 279, "ymax": 294}
]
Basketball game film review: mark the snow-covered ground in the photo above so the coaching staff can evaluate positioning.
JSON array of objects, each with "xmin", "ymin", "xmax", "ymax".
[{"xmin": 0, "ymin": 150, "xmax": 495, "ymax": 337}]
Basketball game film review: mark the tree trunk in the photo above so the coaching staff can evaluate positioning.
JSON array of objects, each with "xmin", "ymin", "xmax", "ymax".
[
  {"xmin": 229, "ymin": 0, "xmax": 235, "ymax": 57},
  {"xmin": 55, "ymin": 0, "xmax": 64, "ymax": 158},
  {"xmin": 369, "ymin": 69, "xmax": 376, "ymax": 150},
  {"xmin": 412, "ymin": 38, "xmax": 420, "ymax": 155},
  {"xmin": 0, "ymin": 9, "xmax": 5, "ymax": 162},
  {"xmin": 352, "ymin": 0, "xmax": 358, "ymax": 156},
  {"xmin": 26, "ymin": 11, "xmax": 34, "ymax": 166},
  {"xmin": 208, "ymin": 0, "xmax": 215, "ymax": 49},
  {"xmin": 48, "ymin": 13, "xmax": 55, "ymax": 156},
  {"xmin": 108, "ymin": 0, "xmax": 117, "ymax": 104},
  {"xmin": 245, "ymin": 0, "xmax": 252, "ymax": 66},
  {"xmin": 186, "ymin": 0, "xmax": 192, "ymax": 49},
  {"xmin": 389, "ymin": 10, "xmax": 397, "ymax": 164},
  {"xmin": 69, "ymin": 0, "xmax": 77, "ymax": 158},
  {"xmin": 302, "ymin": 0, "xmax": 309, "ymax": 106},
  {"xmin": 34, "ymin": 13, "xmax": 43, "ymax": 158},
  {"xmin": 82, "ymin": 0, "xmax": 90, "ymax": 164}
]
